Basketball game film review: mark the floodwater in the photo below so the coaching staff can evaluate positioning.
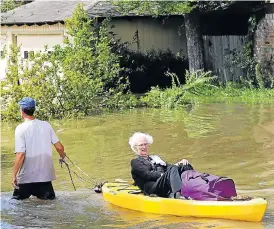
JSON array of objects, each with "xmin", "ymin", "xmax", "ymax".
[{"xmin": 1, "ymin": 103, "xmax": 274, "ymax": 229}]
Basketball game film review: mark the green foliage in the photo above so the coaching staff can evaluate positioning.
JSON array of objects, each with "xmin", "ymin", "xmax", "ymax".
[
  {"xmin": 113, "ymin": 1, "xmax": 234, "ymax": 16},
  {"xmin": 183, "ymin": 70, "xmax": 217, "ymax": 95},
  {"xmin": 1, "ymin": 3, "xmax": 136, "ymax": 122},
  {"xmin": 113, "ymin": 1, "xmax": 193, "ymax": 16},
  {"xmin": 226, "ymin": 47, "xmax": 256, "ymax": 86},
  {"xmin": 255, "ymin": 58, "xmax": 274, "ymax": 89},
  {"xmin": 140, "ymin": 70, "xmax": 216, "ymax": 108},
  {"xmin": 184, "ymin": 82, "xmax": 274, "ymax": 104},
  {"xmin": 225, "ymin": 15, "xmax": 273, "ymax": 89},
  {"xmin": 141, "ymin": 69, "xmax": 274, "ymax": 108},
  {"xmin": 1, "ymin": 45, "xmax": 66, "ymax": 121},
  {"xmin": 0, "ymin": 0, "xmax": 23, "ymax": 13},
  {"xmin": 102, "ymin": 91, "xmax": 139, "ymax": 110},
  {"xmin": 118, "ymin": 48, "xmax": 188, "ymax": 93}
]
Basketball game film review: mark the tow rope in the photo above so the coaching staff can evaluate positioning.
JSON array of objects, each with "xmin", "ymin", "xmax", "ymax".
[{"xmin": 59, "ymin": 155, "xmax": 104, "ymax": 191}]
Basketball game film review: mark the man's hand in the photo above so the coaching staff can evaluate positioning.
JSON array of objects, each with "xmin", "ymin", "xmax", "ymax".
[
  {"xmin": 13, "ymin": 152, "xmax": 25, "ymax": 189},
  {"xmin": 59, "ymin": 157, "xmax": 66, "ymax": 167},
  {"xmin": 12, "ymin": 176, "xmax": 19, "ymax": 189}
]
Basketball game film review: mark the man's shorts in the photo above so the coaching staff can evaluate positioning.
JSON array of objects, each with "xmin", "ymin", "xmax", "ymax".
[{"xmin": 12, "ymin": 181, "xmax": 55, "ymax": 200}]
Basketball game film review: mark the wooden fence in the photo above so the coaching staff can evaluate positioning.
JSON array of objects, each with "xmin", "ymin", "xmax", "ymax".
[{"xmin": 203, "ymin": 35, "xmax": 247, "ymax": 83}]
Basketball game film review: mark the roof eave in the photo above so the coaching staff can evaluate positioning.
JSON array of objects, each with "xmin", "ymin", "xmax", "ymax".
[{"xmin": 1, "ymin": 20, "xmax": 65, "ymax": 26}]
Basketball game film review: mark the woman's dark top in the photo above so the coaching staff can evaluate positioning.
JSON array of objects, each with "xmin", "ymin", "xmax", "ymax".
[{"xmin": 131, "ymin": 156, "xmax": 166, "ymax": 193}]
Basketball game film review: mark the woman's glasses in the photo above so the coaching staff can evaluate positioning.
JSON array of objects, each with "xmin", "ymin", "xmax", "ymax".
[{"xmin": 135, "ymin": 143, "xmax": 148, "ymax": 147}]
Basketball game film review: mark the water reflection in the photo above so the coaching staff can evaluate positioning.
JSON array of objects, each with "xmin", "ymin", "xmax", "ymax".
[{"xmin": 1, "ymin": 103, "xmax": 274, "ymax": 228}]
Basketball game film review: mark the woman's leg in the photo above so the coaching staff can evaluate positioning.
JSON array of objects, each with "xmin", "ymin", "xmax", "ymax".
[{"xmin": 149, "ymin": 165, "xmax": 182, "ymax": 198}]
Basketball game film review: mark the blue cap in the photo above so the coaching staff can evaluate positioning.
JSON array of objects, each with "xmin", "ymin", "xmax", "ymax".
[{"xmin": 18, "ymin": 97, "xmax": 36, "ymax": 110}]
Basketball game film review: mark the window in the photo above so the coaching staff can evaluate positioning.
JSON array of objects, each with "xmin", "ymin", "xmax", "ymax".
[
  {"xmin": 23, "ymin": 51, "xmax": 28, "ymax": 59},
  {"xmin": 23, "ymin": 50, "xmax": 34, "ymax": 59}
]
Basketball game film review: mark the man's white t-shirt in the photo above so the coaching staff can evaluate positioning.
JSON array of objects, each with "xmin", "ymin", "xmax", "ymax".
[{"xmin": 15, "ymin": 119, "xmax": 59, "ymax": 184}]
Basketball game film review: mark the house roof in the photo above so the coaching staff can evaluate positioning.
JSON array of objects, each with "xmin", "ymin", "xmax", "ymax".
[
  {"xmin": 1, "ymin": 0, "xmax": 166, "ymax": 26},
  {"xmin": 1, "ymin": 0, "xmax": 97, "ymax": 26},
  {"xmin": 87, "ymin": 1, "xmax": 147, "ymax": 17},
  {"xmin": 1, "ymin": 0, "xmax": 267, "ymax": 26}
]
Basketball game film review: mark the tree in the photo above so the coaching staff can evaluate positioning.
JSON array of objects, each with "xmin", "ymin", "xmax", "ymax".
[
  {"xmin": 0, "ymin": 0, "xmax": 24, "ymax": 13},
  {"xmin": 113, "ymin": 1, "xmax": 235, "ymax": 74}
]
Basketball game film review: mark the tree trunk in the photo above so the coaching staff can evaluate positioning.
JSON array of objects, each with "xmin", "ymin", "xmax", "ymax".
[{"xmin": 184, "ymin": 12, "xmax": 204, "ymax": 73}]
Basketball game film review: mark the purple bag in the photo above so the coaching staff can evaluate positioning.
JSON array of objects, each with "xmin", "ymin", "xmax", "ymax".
[{"xmin": 181, "ymin": 170, "xmax": 237, "ymax": 201}]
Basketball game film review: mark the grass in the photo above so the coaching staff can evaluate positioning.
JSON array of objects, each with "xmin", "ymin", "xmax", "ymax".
[
  {"xmin": 184, "ymin": 84, "xmax": 274, "ymax": 104},
  {"xmin": 141, "ymin": 71, "xmax": 274, "ymax": 108}
]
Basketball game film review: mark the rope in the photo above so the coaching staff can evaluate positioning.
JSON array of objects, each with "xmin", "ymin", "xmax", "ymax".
[
  {"xmin": 65, "ymin": 155, "xmax": 95, "ymax": 182},
  {"xmin": 59, "ymin": 158, "xmax": 76, "ymax": 191},
  {"xmin": 60, "ymin": 155, "xmax": 131, "ymax": 192},
  {"xmin": 71, "ymin": 170, "xmax": 93, "ymax": 190},
  {"xmin": 60, "ymin": 155, "xmax": 102, "ymax": 191}
]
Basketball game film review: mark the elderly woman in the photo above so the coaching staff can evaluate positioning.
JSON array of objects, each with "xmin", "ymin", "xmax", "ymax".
[{"xmin": 129, "ymin": 132, "xmax": 191, "ymax": 198}]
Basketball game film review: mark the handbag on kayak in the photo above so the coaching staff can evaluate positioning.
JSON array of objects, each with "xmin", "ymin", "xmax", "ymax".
[{"xmin": 180, "ymin": 170, "xmax": 237, "ymax": 201}]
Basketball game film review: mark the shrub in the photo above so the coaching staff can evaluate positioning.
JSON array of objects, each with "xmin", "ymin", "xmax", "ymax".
[
  {"xmin": 117, "ymin": 47, "xmax": 188, "ymax": 93},
  {"xmin": 140, "ymin": 70, "xmax": 216, "ymax": 108}
]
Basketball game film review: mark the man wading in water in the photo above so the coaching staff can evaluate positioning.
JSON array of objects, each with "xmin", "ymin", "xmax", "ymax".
[{"xmin": 12, "ymin": 97, "xmax": 66, "ymax": 200}]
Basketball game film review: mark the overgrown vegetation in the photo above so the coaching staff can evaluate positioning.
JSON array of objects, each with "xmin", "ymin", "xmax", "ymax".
[
  {"xmin": 119, "ymin": 49, "xmax": 188, "ymax": 93},
  {"xmin": 141, "ymin": 70, "xmax": 274, "ymax": 108},
  {"xmin": 1, "ymin": 4, "xmax": 137, "ymax": 121},
  {"xmin": 140, "ymin": 70, "xmax": 216, "ymax": 108},
  {"xmin": 226, "ymin": 15, "xmax": 274, "ymax": 89},
  {"xmin": 0, "ymin": 0, "xmax": 23, "ymax": 13},
  {"xmin": 185, "ymin": 82, "xmax": 274, "ymax": 104},
  {"xmin": 113, "ymin": 1, "xmax": 236, "ymax": 17}
]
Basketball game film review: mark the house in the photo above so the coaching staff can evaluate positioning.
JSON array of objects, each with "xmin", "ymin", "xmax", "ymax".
[
  {"xmin": 0, "ymin": 1, "xmax": 93, "ymax": 79},
  {"xmin": 1, "ymin": 0, "xmax": 273, "ymax": 83},
  {"xmin": 0, "ymin": 0, "xmax": 188, "ymax": 80}
]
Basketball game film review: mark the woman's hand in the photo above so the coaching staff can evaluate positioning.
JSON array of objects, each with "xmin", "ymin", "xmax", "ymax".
[{"xmin": 175, "ymin": 159, "xmax": 189, "ymax": 166}]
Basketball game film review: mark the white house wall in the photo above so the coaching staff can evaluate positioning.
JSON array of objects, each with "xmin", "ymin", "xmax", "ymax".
[
  {"xmin": 17, "ymin": 34, "xmax": 64, "ymax": 50},
  {"xmin": 17, "ymin": 34, "xmax": 64, "ymax": 58},
  {"xmin": 1, "ymin": 23, "xmax": 65, "ymax": 79},
  {"xmin": 0, "ymin": 34, "xmax": 7, "ymax": 80}
]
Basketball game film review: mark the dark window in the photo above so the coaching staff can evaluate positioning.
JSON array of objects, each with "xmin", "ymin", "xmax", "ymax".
[{"xmin": 24, "ymin": 51, "xmax": 28, "ymax": 59}]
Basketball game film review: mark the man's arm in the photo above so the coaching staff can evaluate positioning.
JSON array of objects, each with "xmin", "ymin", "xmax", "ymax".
[
  {"xmin": 49, "ymin": 123, "xmax": 66, "ymax": 159},
  {"xmin": 12, "ymin": 152, "xmax": 25, "ymax": 188},
  {"xmin": 54, "ymin": 141, "xmax": 66, "ymax": 159}
]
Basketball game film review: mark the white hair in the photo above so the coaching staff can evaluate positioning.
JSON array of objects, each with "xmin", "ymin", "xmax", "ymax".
[{"xmin": 128, "ymin": 132, "xmax": 153, "ymax": 153}]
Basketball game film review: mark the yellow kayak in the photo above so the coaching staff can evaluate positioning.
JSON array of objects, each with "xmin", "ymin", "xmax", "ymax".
[{"xmin": 102, "ymin": 182, "xmax": 267, "ymax": 222}]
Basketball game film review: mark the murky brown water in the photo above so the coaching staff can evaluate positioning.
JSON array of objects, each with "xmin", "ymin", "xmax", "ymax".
[{"xmin": 1, "ymin": 103, "xmax": 274, "ymax": 229}]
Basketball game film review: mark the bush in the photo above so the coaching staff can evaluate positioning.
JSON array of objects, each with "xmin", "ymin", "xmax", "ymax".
[
  {"xmin": 140, "ymin": 70, "xmax": 216, "ymax": 108},
  {"xmin": 118, "ymin": 48, "xmax": 188, "ymax": 93}
]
